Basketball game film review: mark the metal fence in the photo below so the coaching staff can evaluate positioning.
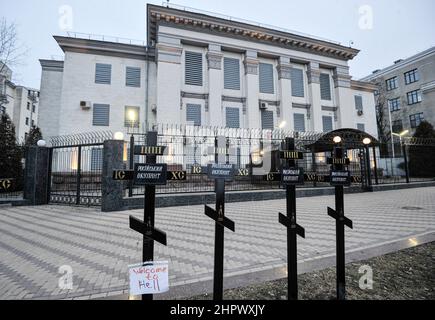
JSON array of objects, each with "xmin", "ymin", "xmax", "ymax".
[
  {"xmin": 122, "ymin": 125, "xmax": 374, "ymax": 196},
  {"xmin": 48, "ymin": 131, "xmax": 112, "ymax": 206}
]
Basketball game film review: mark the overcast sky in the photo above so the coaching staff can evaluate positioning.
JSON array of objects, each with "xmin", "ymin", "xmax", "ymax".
[{"xmin": 3, "ymin": 0, "xmax": 435, "ymax": 88}]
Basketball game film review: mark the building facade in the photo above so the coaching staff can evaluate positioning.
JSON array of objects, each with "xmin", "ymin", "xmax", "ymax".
[
  {"xmin": 0, "ymin": 63, "xmax": 40, "ymax": 143},
  {"xmin": 38, "ymin": 4, "xmax": 377, "ymax": 139},
  {"xmin": 361, "ymin": 46, "xmax": 435, "ymax": 136}
]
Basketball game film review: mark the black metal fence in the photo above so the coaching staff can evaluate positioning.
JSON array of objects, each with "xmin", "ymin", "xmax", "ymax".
[{"xmin": 48, "ymin": 131, "xmax": 112, "ymax": 206}]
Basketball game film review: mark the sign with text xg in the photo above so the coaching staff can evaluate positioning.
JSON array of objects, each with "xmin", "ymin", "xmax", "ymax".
[
  {"xmin": 134, "ymin": 164, "xmax": 167, "ymax": 186},
  {"xmin": 281, "ymin": 167, "xmax": 305, "ymax": 185},
  {"xmin": 129, "ymin": 261, "xmax": 169, "ymax": 296},
  {"xmin": 330, "ymin": 170, "xmax": 351, "ymax": 186},
  {"xmin": 207, "ymin": 163, "xmax": 235, "ymax": 180}
]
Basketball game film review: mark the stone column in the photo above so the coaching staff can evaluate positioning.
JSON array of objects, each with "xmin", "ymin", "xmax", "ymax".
[
  {"xmin": 333, "ymin": 66, "xmax": 354, "ymax": 128},
  {"xmin": 244, "ymin": 50, "xmax": 260, "ymax": 128},
  {"xmin": 155, "ymin": 35, "xmax": 183, "ymax": 125},
  {"xmin": 307, "ymin": 61, "xmax": 322, "ymax": 132},
  {"xmin": 277, "ymin": 56, "xmax": 293, "ymax": 130},
  {"xmin": 101, "ymin": 140, "xmax": 124, "ymax": 212},
  {"xmin": 207, "ymin": 44, "xmax": 224, "ymax": 126},
  {"xmin": 24, "ymin": 146, "xmax": 50, "ymax": 205}
]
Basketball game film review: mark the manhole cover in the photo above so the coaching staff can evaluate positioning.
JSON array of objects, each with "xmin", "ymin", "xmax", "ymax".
[{"xmin": 402, "ymin": 206, "xmax": 424, "ymax": 210}]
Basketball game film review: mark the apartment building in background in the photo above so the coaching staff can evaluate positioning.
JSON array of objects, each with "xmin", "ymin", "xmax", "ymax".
[
  {"xmin": 38, "ymin": 3, "xmax": 377, "ymax": 139},
  {"xmin": 0, "ymin": 62, "xmax": 40, "ymax": 143},
  {"xmin": 361, "ymin": 47, "xmax": 435, "ymax": 136}
]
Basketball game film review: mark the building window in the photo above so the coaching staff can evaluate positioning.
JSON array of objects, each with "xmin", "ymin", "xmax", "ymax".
[
  {"xmin": 32, "ymin": 104, "xmax": 35, "ymax": 113},
  {"xmin": 27, "ymin": 102, "xmax": 30, "ymax": 110},
  {"xmin": 126, "ymin": 67, "xmax": 141, "ymax": 87},
  {"xmin": 223, "ymin": 58, "xmax": 240, "ymax": 90},
  {"xmin": 320, "ymin": 73, "xmax": 331, "ymax": 101},
  {"xmin": 354, "ymin": 95, "xmax": 363, "ymax": 111},
  {"xmin": 392, "ymin": 120, "xmax": 403, "ymax": 133},
  {"xmin": 404, "ymin": 69, "xmax": 419, "ymax": 85},
  {"xmin": 291, "ymin": 68, "xmax": 304, "ymax": 97},
  {"xmin": 357, "ymin": 123, "xmax": 365, "ymax": 132},
  {"xmin": 124, "ymin": 106, "xmax": 140, "ymax": 128},
  {"xmin": 91, "ymin": 148, "xmax": 103, "ymax": 171},
  {"xmin": 95, "ymin": 63, "xmax": 112, "ymax": 84},
  {"xmin": 186, "ymin": 104, "xmax": 201, "ymax": 126},
  {"xmin": 407, "ymin": 90, "xmax": 422, "ymax": 105},
  {"xmin": 293, "ymin": 113, "xmax": 305, "ymax": 132},
  {"xmin": 261, "ymin": 110, "xmax": 274, "ymax": 130},
  {"xmin": 25, "ymin": 117, "xmax": 29, "ymax": 125},
  {"xmin": 322, "ymin": 116, "xmax": 333, "ymax": 132},
  {"xmin": 92, "ymin": 104, "xmax": 110, "ymax": 126},
  {"xmin": 259, "ymin": 63, "xmax": 274, "ymax": 94},
  {"xmin": 388, "ymin": 98, "xmax": 401, "ymax": 112},
  {"xmin": 185, "ymin": 51, "xmax": 203, "ymax": 86},
  {"xmin": 225, "ymin": 107, "xmax": 240, "ymax": 128},
  {"xmin": 31, "ymin": 120, "xmax": 34, "ymax": 127},
  {"xmin": 386, "ymin": 77, "xmax": 398, "ymax": 91},
  {"xmin": 409, "ymin": 113, "xmax": 424, "ymax": 128},
  {"xmin": 24, "ymin": 133, "xmax": 28, "ymax": 140}
]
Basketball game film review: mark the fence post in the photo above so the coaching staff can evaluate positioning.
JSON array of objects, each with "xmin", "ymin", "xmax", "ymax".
[
  {"xmin": 24, "ymin": 146, "xmax": 50, "ymax": 205},
  {"xmin": 102, "ymin": 140, "xmax": 124, "ymax": 212},
  {"xmin": 76, "ymin": 145, "xmax": 82, "ymax": 205},
  {"xmin": 403, "ymin": 143, "xmax": 410, "ymax": 183}
]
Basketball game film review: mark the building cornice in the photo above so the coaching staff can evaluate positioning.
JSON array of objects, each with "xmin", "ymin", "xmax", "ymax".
[
  {"xmin": 53, "ymin": 36, "xmax": 155, "ymax": 61},
  {"xmin": 147, "ymin": 4, "xmax": 359, "ymax": 61},
  {"xmin": 39, "ymin": 59, "xmax": 64, "ymax": 72},
  {"xmin": 350, "ymin": 80, "xmax": 377, "ymax": 92}
]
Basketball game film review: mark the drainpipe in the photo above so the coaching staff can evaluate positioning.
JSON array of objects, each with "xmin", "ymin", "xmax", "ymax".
[{"xmin": 145, "ymin": 46, "xmax": 150, "ymax": 133}]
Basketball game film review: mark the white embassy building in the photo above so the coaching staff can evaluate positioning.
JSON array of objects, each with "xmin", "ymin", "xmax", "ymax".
[{"xmin": 38, "ymin": 4, "xmax": 378, "ymax": 140}]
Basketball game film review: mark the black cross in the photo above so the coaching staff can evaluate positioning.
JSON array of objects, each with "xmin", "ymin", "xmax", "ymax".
[
  {"xmin": 328, "ymin": 144, "xmax": 353, "ymax": 300},
  {"xmin": 204, "ymin": 136, "xmax": 236, "ymax": 301},
  {"xmin": 278, "ymin": 137, "xmax": 305, "ymax": 300}
]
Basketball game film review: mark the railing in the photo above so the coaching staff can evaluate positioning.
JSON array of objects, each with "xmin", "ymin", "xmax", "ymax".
[{"xmin": 66, "ymin": 32, "xmax": 146, "ymax": 46}]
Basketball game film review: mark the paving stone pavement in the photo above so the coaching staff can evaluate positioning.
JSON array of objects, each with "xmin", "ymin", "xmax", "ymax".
[{"xmin": 0, "ymin": 187, "xmax": 434, "ymax": 300}]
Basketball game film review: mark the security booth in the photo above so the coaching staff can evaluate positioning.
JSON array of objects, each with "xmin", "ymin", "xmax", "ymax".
[{"xmin": 306, "ymin": 128, "xmax": 380, "ymax": 191}]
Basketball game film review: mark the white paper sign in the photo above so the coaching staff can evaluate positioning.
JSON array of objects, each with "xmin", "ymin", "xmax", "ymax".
[{"xmin": 129, "ymin": 261, "xmax": 169, "ymax": 295}]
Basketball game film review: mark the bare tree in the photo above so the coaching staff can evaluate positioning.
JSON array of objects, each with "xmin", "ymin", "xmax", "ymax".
[
  {"xmin": 373, "ymin": 79, "xmax": 391, "ymax": 156},
  {"xmin": 0, "ymin": 18, "xmax": 28, "ymax": 111}
]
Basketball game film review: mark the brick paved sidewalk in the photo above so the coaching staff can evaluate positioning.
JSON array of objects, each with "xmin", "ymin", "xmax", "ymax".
[{"xmin": 0, "ymin": 187, "xmax": 434, "ymax": 300}]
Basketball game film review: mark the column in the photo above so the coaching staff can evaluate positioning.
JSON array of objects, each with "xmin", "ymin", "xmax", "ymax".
[
  {"xmin": 244, "ymin": 50, "xmax": 260, "ymax": 129},
  {"xmin": 155, "ymin": 35, "xmax": 183, "ymax": 125},
  {"xmin": 307, "ymin": 62, "xmax": 322, "ymax": 132},
  {"xmin": 24, "ymin": 146, "xmax": 50, "ymax": 205},
  {"xmin": 206, "ymin": 44, "xmax": 224, "ymax": 126},
  {"xmin": 101, "ymin": 140, "xmax": 124, "ymax": 212},
  {"xmin": 277, "ymin": 56, "xmax": 293, "ymax": 130},
  {"xmin": 333, "ymin": 65, "xmax": 354, "ymax": 128}
]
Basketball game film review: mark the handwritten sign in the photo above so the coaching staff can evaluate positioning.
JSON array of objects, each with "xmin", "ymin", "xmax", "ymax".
[
  {"xmin": 129, "ymin": 261, "xmax": 169, "ymax": 295},
  {"xmin": 133, "ymin": 163, "xmax": 167, "ymax": 185}
]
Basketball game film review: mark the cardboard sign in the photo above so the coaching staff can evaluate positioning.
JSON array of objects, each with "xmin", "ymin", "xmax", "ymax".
[
  {"xmin": 207, "ymin": 163, "xmax": 235, "ymax": 180},
  {"xmin": 133, "ymin": 164, "xmax": 167, "ymax": 185},
  {"xmin": 281, "ymin": 167, "xmax": 305, "ymax": 185},
  {"xmin": 134, "ymin": 145, "xmax": 166, "ymax": 156},
  {"xmin": 129, "ymin": 261, "xmax": 169, "ymax": 296},
  {"xmin": 330, "ymin": 170, "xmax": 351, "ymax": 186}
]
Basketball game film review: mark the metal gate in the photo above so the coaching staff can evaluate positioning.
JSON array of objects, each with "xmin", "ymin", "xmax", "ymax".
[{"xmin": 47, "ymin": 132, "xmax": 112, "ymax": 206}]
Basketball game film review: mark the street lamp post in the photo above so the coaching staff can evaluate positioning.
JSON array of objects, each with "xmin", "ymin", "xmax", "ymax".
[
  {"xmin": 392, "ymin": 130, "xmax": 410, "ymax": 183},
  {"xmin": 363, "ymin": 138, "xmax": 372, "ymax": 192}
]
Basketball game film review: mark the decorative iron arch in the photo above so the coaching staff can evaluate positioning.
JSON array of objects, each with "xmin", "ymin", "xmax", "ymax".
[{"xmin": 307, "ymin": 128, "xmax": 380, "ymax": 153}]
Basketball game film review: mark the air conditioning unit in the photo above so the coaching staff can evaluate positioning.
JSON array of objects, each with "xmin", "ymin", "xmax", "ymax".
[
  {"xmin": 80, "ymin": 101, "xmax": 91, "ymax": 110},
  {"xmin": 357, "ymin": 110, "xmax": 364, "ymax": 116},
  {"xmin": 259, "ymin": 101, "xmax": 268, "ymax": 110}
]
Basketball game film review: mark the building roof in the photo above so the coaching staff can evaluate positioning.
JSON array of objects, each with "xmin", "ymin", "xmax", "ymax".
[
  {"xmin": 53, "ymin": 36, "xmax": 155, "ymax": 61},
  {"xmin": 360, "ymin": 46, "xmax": 435, "ymax": 81},
  {"xmin": 147, "ymin": 4, "xmax": 360, "ymax": 61}
]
